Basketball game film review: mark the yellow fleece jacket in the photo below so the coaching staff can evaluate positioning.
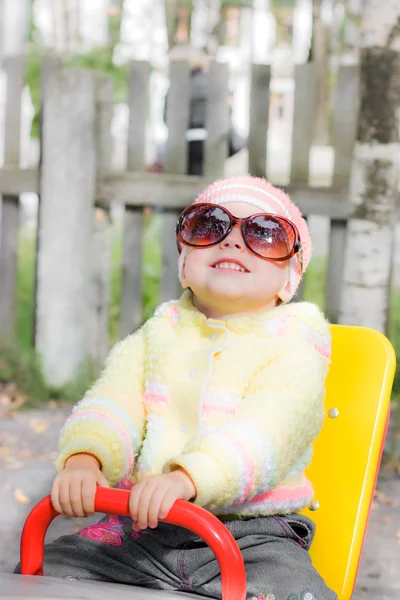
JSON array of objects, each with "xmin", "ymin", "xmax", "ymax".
[{"xmin": 56, "ymin": 290, "xmax": 331, "ymax": 516}]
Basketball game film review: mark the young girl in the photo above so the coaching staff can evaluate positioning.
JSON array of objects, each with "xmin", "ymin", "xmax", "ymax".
[{"xmin": 17, "ymin": 176, "xmax": 337, "ymax": 600}]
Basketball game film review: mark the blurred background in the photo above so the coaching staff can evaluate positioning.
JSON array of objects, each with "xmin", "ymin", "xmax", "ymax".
[{"xmin": 0, "ymin": 0, "xmax": 399, "ymax": 597}]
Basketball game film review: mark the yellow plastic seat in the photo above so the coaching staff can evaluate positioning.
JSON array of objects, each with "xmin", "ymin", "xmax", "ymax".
[{"xmin": 300, "ymin": 325, "xmax": 396, "ymax": 599}]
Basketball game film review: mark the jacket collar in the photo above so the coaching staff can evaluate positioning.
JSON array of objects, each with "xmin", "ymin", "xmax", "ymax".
[{"xmin": 176, "ymin": 289, "xmax": 302, "ymax": 335}]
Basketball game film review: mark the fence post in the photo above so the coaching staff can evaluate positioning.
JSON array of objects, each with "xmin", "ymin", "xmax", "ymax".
[
  {"xmin": 290, "ymin": 63, "xmax": 317, "ymax": 184},
  {"xmin": 32, "ymin": 54, "xmax": 63, "ymax": 347},
  {"xmin": 119, "ymin": 60, "xmax": 150, "ymax": 337},
  {"xmin": 204, "ymin": 60, "xmax": 229, "ymax": 177},
  {"xmin": 326, "ymin": 65, "xmax": 359, "ymax": 322},
  {"xmin": 290, "ymin": 63, "xmax": 317, "ymax": 301},
  {"xmin": 160, "ymin": 59, "xmax": 190, "ymax": 303},
  {"xmin": 248, "ymin": 64, "xmax": 270, "ymax": 178},
  {"xmin": 91, "ymin": 72, "xmax": 113, "ymax": 362},
  {"xmin": 35, "ymin": 68, "xmax": 96, "ymax": 387},
  {"xmin": 0, "ymin": 55, "xmax": 25, "ymax": 341}
]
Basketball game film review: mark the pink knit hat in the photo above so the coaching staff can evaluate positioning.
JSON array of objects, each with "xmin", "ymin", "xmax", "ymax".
[{"xmin": 178, "ymin": 175, "xmax": 312, "ymax": 301}]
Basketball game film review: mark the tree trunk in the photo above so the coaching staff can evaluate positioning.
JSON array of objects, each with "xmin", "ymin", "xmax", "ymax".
[{"xmin": 339, "ymin": 0, "xmax": 400, "ymax": 333}]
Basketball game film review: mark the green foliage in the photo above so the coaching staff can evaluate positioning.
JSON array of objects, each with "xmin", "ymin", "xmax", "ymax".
[
  {"xmin": 269, "ymin": 0, "xmax": 296, "ymax": 9},
  {"xmin": 0, "ymin": 342, "xmax": 50, "ymax": 407},
  {"xmin": 0, "ymin": 341, "xmax": 98, "ymax": 408},
  {"xmin": 220, "ymin": 0, "xmax": 253, "ymax": 6},
  {"xmin": 67, "ymin": 46, "xmax": 128, "ymax": 103},
  {"xmin": 304, "ymin": 255, "xmax": 327, "ymax": 311},
  {"xmin": 16, "ymin": 230, "xmax": 36, "ymax": 349},
  {"xmin": 109, "ymin": 228, "xmax": 123, "ymax": 342},
  {"xmin": 109, "ymin": 213, "xmax": 163, "ymax": 342},
  {"xmin": 142, "ymin": 213, "xmax": 163, "ymax": 323}
]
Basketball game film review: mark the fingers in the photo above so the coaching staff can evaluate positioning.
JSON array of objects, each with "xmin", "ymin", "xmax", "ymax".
[
  {"xmin": 137, "ymin": 483, "xmax": 155, "ymax": 530},
  {"xmin": 159, "ymin": 489, "xmax": 178, "ymax": 520},
  {"xmin": 96, "ymin": 471, "xmax": 110, "ymax": 488},
  {"xmin": 56, "ymin": 475, "xmax": 90, "ymax": 517},
  {"xmin": 129, "ymin": 477, "xmax": 181, "ymax": 531},
  {"xmin": 69, "ymin": 478, "xmax": 85, "ymax": 517},
  {"xmin": 58, "ymin": 478, "xmax": 73, "ymax": 516},
  {"xmin": 81, "ymin": 477, "xmax": 96, "ymax": 516},
  {"xmin": 50, "ymin": 478, "xmax": 62, "ymax": 514},
  {"xmin": 129, "ymin": 481, "xmax": 143, "ymax": 525},
  {"xmin": 130, "ymin": 479, "xmax": 160, "ymax": 530},
  {"xmin": 147, "ymin": 487, "xmax": 168, "ymax": 529},
  {"xmin": 54, "ymin": 472, "xmax": 182, "ymax": 524},
  {"xmin": 51, "ymin": 461, "xmax": 106, "ymax": 518}
]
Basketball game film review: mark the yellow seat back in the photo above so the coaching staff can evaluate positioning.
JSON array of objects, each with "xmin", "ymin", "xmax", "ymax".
[{"xmin": 300, "ymin": 325, "xmax": 396, "ymax": 599}]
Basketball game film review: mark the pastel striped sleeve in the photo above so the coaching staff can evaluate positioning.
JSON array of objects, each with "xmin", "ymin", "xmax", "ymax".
[
  {"xmin": 56, "ymin": 328, "xmax": 146, "ymax": 486},
  {"xmin": 164, "ymin": 311, "xmax": 331, "ymax": 509}
]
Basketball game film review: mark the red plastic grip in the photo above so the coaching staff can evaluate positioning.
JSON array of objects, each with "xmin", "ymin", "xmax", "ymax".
[{"xmin": 20, "ymin": 487, "xmax": 247, "ymax": 600}]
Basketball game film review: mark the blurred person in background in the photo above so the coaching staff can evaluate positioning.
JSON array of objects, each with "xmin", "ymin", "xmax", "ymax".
[{"xmin": 150, "ymin": 45, "xmax": 246, "ymax": 174}]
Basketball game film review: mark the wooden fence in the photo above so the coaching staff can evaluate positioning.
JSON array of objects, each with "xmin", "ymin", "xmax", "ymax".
[{"xmin": 0, "ymin": 55, "xmax": 360, "ymax": 386}]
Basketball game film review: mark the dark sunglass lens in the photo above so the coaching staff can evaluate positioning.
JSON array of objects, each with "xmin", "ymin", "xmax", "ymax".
[
  {"xmin": 180, "ymin": 206, "xmax": 230, "ymax": 246},
  {"xmin": 245, "ymin": 215, "xmax": 295, "ymax": 258}
]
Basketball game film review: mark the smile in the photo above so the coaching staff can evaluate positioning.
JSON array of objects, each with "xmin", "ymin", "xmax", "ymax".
[{"xmin": 212, "ymin": 261, "xmax": 248, "ymax": 273}]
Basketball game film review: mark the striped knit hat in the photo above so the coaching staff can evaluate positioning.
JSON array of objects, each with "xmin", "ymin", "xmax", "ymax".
[{"xmin": 178, "ymin": 176, "xmax": 312, "ymax": 302}]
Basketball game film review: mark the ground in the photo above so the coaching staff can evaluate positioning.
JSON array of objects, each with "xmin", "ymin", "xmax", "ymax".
[{"xmin": 1, "ymin": 406, "xmax": 399, "ymax": 599}]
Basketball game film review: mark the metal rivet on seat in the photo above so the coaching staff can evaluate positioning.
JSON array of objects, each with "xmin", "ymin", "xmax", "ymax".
[
  {"xmin": 328, "ymin": 407, "xmax": 339, "ymax": 418},
  {"xmin": 308, "ymin": 500, "xmax": 320, "ymax": 511}
]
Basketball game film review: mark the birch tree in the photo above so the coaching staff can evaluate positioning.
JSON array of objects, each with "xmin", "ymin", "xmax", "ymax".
[{"xmin": 339, "ymin": 0, "xmax": 400, "ymax": 332}]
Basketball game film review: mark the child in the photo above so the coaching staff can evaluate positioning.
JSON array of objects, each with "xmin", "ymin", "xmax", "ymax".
[{"xmin": 17, "ymin": 176, "xmax": 337, "ymax": 600}]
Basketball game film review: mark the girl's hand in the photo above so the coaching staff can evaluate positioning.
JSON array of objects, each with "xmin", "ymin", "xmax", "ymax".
[
  {"xmin": 51, "ymin": 453, "xmax": 109, "ymax": 517},
  {"xmin": 129, "ymin": 470, "xmax": 196, "ymax": 531}
]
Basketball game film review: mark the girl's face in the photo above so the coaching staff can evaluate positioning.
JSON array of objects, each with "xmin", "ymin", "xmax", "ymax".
[{"xmin": 180, "ymin": 202, "xmax": 291, "ymax": 318}]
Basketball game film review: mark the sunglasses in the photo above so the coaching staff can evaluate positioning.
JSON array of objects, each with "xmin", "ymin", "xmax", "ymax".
[{"xmin": 176, "ymin": 203, "xmax": 303, "ymax": 271}]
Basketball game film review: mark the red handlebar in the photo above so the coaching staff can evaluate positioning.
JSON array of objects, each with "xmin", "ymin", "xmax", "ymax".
[{"xmin": 20, "ymin": 487, "xmax": 246, "ymax": 600}]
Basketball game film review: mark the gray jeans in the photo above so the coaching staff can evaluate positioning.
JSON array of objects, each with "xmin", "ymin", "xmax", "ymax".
[{"xmin": 15, "ymin": 513, "xmax": 337, "ymax": 600}]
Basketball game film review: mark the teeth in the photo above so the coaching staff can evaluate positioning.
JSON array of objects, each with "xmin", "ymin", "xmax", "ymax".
[{"xmin": 214, "ymin": 262, "xmax": 246, "ymax": 272}]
